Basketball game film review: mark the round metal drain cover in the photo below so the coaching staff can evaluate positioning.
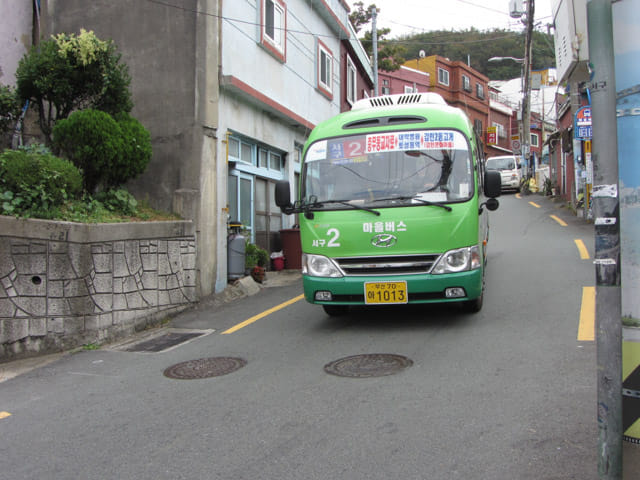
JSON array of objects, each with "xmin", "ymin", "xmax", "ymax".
[
  {"xmin": 324, "ymin": 354, "xmax": 413, "ymax": 378},
  {"xmin": 164, "ymin": 357, "xmax": 246, "ymax": 379}
]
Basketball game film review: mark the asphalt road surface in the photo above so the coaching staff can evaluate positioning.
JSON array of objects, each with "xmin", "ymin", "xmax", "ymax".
[{"xmin": 0, "ymin": 193, "xmax": 609, "ymax": 479}]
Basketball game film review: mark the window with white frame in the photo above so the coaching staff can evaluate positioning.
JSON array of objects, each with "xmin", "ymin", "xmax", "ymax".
[
  {"xmin": 438, "ymin": 67, "xmax": 449, "ymax": 86},
  {"xmin": 317, "ymin": 40, "xmax": 333, "ymax": 97},
  {"xmin": 530, "ymin": 133, "xmax": 539, "ymax": 147},
  {"xmin": 404, "ymin": 85, "xmax": 415, "ymax": 93},
  {"xmin": 261, "ymin": 0, "xmax": 286, "ymax": 61},
  {"xmin": 346, "ymin": 56, "xmax": 357, "ymax": 104},
  {"xmin": 462, "ymin": 75, "xmax": 471, "ymax": 92},
  {"xmin": 492, "ymin": 121, "xmax": 506, "ymax": 138},
  {"xmin": 476, "ymin": 83, "xmax": 485, "ymax": 99},
  {"xmin": 228, "ymin": 134, "xmax": 284, "ymax": 174}
]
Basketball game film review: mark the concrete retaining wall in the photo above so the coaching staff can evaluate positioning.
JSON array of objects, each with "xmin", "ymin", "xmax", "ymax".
[{"xmin": 0, "ymin": 216, "xmax": 197, "ymax": 361}]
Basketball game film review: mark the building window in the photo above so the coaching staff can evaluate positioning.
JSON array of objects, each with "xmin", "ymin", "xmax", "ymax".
[
  {"xmin": 437, "ymin": 68, "xmax": 449, "ymax": 86},
  {"xmin": 476, "ymin": 83, "xmax": 485, "ymax": 99},
  {"xmin": 462, "ymin": 75, "xmax": 471, "ymax": 92},
  {"xmin": 530, "ymin": 133, "xmax": 539, "ymax": 147},
  {"xmin": 381, "ymin": 86, "xmax": 390, "ymax": 95},
  {"xmin": 228, "ymin": 134, "xmax": 283, "ymax": 174},
  {"xmin": 261, "ymin": 0, "xmax": 286, "ymax": 61},
  {"xmin": 346, "ymin": 56, "xmax": 357, "ymax": 105},
  {"xmin": 492, "ymin": 121, "xmax": 506, "ymax": 138},
  {"xmin": 317, "ymin": 40, "xmax": 333, "ymax": 98},
  {"xmin": 404, "ymin": 85, "xmax": 415, "ymax": 93}
]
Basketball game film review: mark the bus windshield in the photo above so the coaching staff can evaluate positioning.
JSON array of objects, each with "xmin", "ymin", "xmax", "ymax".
[{"xmin": 302, "ymin": 130, "xmax": 474, "ymax": 208}]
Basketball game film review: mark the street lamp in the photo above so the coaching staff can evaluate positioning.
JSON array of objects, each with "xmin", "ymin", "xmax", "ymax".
[
  {"xmin": 488, "ymin": 55, "xmax": 531, "ymax": 176},
  {"xmin": 488, "ymin": 56, "xmax": 524, "ymax": 63}
]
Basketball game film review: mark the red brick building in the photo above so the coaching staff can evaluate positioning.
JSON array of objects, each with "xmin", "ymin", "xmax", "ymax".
[
  {"xmin": 377, "ymin": 65, "xmax": 430, "ymax": 96},
  {"xmin": 404, "ymin": 56, "xmax": 491, "ymax": 141}
]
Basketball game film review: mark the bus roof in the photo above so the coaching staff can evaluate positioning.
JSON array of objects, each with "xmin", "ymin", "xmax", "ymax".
[{"xmin": 307, "ymin": 93, "xmax": 474, "ymax": 144}]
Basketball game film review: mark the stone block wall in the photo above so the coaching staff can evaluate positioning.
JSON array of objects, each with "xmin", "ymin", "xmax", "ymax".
[{"xmin": 0, "ymin": 216, "xmax": 197, "ymax": 361}]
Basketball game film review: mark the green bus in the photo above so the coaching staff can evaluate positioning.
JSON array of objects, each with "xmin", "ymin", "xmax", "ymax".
[{"xmin": 276, "ymin": 93, "xmax": 501, "ymax": 315}]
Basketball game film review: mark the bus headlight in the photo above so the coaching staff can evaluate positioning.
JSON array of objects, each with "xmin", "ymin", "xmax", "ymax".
[
  {"xmin": 431, "ymin": 246, "xmax": 481, "ymax": 274},
  {"xmin": 302, "ymin": 254, "xmax": 343, "ymax": 278}
]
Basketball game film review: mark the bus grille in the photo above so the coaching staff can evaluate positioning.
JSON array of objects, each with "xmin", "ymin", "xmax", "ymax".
[{"xmin": 335, "ymin": 254, "xmax": 440, "ymax": 276}]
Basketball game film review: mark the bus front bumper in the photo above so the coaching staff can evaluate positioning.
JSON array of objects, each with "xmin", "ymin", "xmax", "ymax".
[{"xmin": 302, "ymin": 270, "xmax": 483, "ymax": 306}]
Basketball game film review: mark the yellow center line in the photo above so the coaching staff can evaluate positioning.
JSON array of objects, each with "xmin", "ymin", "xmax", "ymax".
[
  {"xmin": 0, "ymin": 411, "xmax": 11, "ymax": 420},
  {"xmin": 515, "ymin": 193, "xmax": 522, "ymax": 199},
  {"xmin": 222, "ymin": 294, "xmax": 305, "ymax": 334},
  {"xmin": 574, "ymin": 239, "xmax": 590, "ymax": 259},
  {"xmin": 529, "ymin": 201, "xmax": 541, "ymax": 208},
  {"xmin": 578, "ymin": 286, "xmax": 595, "ymax": 341},
  {"xmin": 550, "ymin": 215, "xmax": 568, "ymax": 226}
]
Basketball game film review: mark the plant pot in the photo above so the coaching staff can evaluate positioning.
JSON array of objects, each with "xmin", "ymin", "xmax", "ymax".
[{"xmin": 251, "ymin": 266, "xmax": 265, "ymax": 283}]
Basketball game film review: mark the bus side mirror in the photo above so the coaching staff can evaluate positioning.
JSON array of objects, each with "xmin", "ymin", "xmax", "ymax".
[
  {"xmin": 275, "ymin": 180, "xmax": 293, "ymax": 212},
  {"xmin": 484, "ymin": 170, "xmax": 502, "ymax": 198}
]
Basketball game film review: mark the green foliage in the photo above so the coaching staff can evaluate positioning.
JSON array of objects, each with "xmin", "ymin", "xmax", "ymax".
[
  {"xmin": 110, "ymin": 113, "xmax": 152, "ymax": 187},
  {"xmin": 0, "ymin": 147, "xmax": 83, "ymax": 217},
  {"xmin": 0, "ymin": 84, "xmax": 22, "ymax": 136},
  {"xmin": 349, "ymin": 2, "xmax": 407, "ymax": 71},
  {"xmin": 245, "ymin": 242, "xmax": 269, "ymax": 268},
  {"xmin": 52, "ymin": 109, "xmax": 123, "ymax": 193},
  {"xmin": 15, "ymin": 29, "xmax": 132, "ymax": 141},
  {"xmin": 52, "ymin": 109, "xmax": 152, "ymax": 194},
  {"xmin": 398, "ymin": 28, "xmax": 556, "ymax": 81},
  {"xmin": 95, "ymin": 188, "xmax": 138, "ymax": 216}
]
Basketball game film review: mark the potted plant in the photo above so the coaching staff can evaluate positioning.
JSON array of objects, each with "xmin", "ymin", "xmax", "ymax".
[{"xmin": 245, "ymin": 242, "xmax": 269, "ymax": 283}]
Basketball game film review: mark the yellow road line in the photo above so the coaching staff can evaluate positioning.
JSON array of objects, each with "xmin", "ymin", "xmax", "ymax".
[
  {"xmin": 529, "ymin": 201, "xmax": 541, "ymax": 208},
  {"xmin": 222, "ymin": 294, "xmax": 305, "ymax": 334},
  {"xmin": 0, "ymin": 411, "xmax": 11, "ymax": 420},
  {"xmin": 515, "ymin": 193, "xmax": 522, "ymax": 199},
  {"xmin": 578, "ymin": 287, "xmax": 595, "ymax": 341},
  {"xmin": 574, "ymin": 239, "xmax": 590, "ymax": 259},
  {"xmin": 550, "ymin": 215, "xmax": 568, "ymax": 226}
]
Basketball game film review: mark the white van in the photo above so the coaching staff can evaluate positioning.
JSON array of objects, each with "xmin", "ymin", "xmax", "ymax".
[{"xmin": 486, "ymin": 155, "xmax": 521, "ymax": 192}]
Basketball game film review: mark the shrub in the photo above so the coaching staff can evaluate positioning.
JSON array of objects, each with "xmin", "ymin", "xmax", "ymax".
[
  {"xmin": 15, "ymin": 29, "xmax": 132, "ymax": 142},
  {"xmin": 52, "ymin": 109, "xmax": 124, "ymax": 193},
  {"xmin": 53, "ymin": 109, "xmax": 152, "ymax": 193},
  {"xmin": 109, "ymin": 113, "xmax": 152, "ymax": 187},
  {"xmin": 95, "ymin": 188, "xmax": 138, "ymax": 216},
  {"xmin": 0, "ymin": 147, "xmax": 83, "ymax": 216},
  {"xmin": 0, "ymin": 85, "xmax": 21, "ymax": 136}
]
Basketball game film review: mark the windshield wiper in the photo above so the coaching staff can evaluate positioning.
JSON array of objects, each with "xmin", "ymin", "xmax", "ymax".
[
  {"xmin": 371, "ymin": 195, "xmax": 452, "ymax": 212},
  {"xmin": 310, "ymin": 199, "xmax": 381, "ymax": 216}
]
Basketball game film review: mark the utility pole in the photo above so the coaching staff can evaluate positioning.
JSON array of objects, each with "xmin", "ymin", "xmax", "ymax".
[
  {"xmin": 371, "ymin": 6, "xmax": 378, "ymax": 97},
  {"xmin": 587, "ymin": 0, "xmax": 623, "ymax": 477},
  {"xmin": 521, "ymin": 0, "xmax": 535, "ymax": 177}
]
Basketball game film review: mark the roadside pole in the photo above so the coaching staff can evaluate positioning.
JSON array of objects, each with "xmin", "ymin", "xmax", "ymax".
[
  {"xmin": 371, "ymin": 6, "xmax": 378, "ymax": 97},
  {"xmin": 587, "ymin": 1, "xmax": 623, "ymax": 478}
]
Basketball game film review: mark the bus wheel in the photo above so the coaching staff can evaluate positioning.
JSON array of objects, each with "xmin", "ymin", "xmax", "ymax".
[
  {"xmin": 461, "ymin": 294, "xmax": 483, "ymax": 313},
  {"xmin": 322, "ymin": 305, "xmax": 349, "ymax": 316}
]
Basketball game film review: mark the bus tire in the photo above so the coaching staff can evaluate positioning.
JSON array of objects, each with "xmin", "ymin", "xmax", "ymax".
[
  {"xmin": 322, "ymin": 305, "xmax": 349, "ymax": 316},
  {"xmin": 461, "ymin": 294, "xmax": 483, "ymax": 313}
]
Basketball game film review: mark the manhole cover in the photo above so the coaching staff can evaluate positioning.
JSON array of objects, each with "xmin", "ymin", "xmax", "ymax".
[
  {"xmin": 163, "ymin": 357, "xmax": 247, "ymax": 379},
  {"xmin": 324, "ymin": 354, "xmax": 413, "ymax": 378}
]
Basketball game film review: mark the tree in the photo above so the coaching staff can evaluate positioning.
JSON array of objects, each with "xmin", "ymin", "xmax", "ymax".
[
  {"xmin": 349, "ymin": 2, "xmax": 406, "ymax": 72},
  {"xmin": 52, "ymin": 109, "xmax": 151, "ymax": 194},
  {"xmin": 16, "ymin": 29, "xmax": 132, "ymax": 142}
]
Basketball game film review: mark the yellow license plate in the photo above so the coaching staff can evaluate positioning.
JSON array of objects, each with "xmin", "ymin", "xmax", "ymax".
[{"xmin": 364, "ymin": 281, "xmax": 408, "ymax": 305}]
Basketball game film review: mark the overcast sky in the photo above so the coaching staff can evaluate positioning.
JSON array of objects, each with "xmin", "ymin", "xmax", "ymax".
[{"xmin": 348, "ymin": 0, "xmax": 555, "ymax": 37}]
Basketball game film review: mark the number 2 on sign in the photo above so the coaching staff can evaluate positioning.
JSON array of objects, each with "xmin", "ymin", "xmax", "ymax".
[{"xmin": 313, "ymin": 228, "xmax": 341, "ymax": 247}]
